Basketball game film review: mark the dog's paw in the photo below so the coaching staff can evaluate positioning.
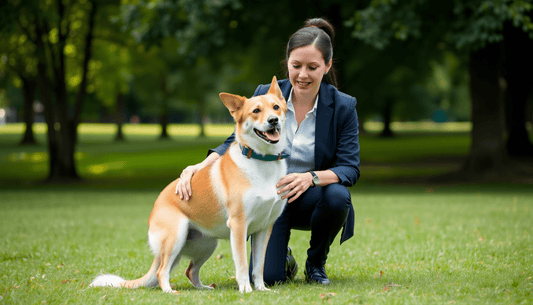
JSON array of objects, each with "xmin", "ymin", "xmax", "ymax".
[
  {"xmin": 254, "ymin": 283, "xmax": 270, "ymax": 292},
  {"xmin": 239, "ymin": 283, "xmax": 253, "ymax": 293},
  {"xmin": 163, "ymin": 288, "xmax": 179, "ymax": 294},
  {"xmin": 196, "ymin": 284, "xmax": 215, "ymax": 290}
]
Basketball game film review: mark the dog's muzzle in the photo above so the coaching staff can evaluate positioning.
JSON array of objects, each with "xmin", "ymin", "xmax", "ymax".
[{"xmin": 254, "ymin": 116, "xmax": 281, "ymax": 144}]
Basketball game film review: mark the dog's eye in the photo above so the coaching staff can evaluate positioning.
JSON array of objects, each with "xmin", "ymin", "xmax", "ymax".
[
  {"xmin": 253, "ymin": 108, "xmax": 261, "ymax": 114},
  {"xmin": 273, "ymin": 105, "xmax": 280, "ymax": 110}
]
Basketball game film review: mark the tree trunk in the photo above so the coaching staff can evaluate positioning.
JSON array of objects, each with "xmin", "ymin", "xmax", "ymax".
[
  {"xmin": 198, "ymin": 98, "xmax": 206, "ymax": 138},
  {"xmin": 19, "ymin": 77, "xmax": 37, "ymax": 145},
  {"xmin": 160, "ymin": 111, "xmax": 169, "ymax": 139},
  {"xmin": 380, "ymin": 98, "xmax": 394, "ymax": 137},
  {"xmin": 33, "ymin": 1, "xmax": 97, "ymax": 182},
  {"xmin": 114, "ymin": 93, "xmax": 125, "ymax": 141},
  {"xmin": 159, "ymin": 74, "xmax": 170, "ymax": 139},
  {"xmin": 461, "ymin": 42, "xmax": 510, "ymax": 175},
  {"xmin": 503, "ymin": 23, "xmax": 533, "ymax": 157}
]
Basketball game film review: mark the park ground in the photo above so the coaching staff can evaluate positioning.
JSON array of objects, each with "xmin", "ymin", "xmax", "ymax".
[{"xmin": 0, "ymin": 123, "xmax": 532, "ymax": 304}]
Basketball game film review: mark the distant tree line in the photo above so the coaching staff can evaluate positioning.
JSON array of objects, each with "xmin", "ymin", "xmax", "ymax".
[{"xmin": 0, "ymin": 0, "xmax": 531, "ymax": 182}]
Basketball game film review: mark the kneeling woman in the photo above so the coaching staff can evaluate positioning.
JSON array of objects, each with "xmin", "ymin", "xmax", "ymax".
[{"xmin": 176, "ymin": 18, "xmax": 360, "ymax": 285}]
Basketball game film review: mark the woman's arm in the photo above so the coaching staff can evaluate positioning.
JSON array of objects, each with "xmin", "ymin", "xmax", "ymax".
[{"xmin": 175, "ymin": 151, "xmax": 221, "ymax": 201}]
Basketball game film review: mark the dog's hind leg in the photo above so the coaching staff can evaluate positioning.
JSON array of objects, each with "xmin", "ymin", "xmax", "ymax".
[
  {"xmin": 183, "ymin": 233, "xmax": 218, "ymax": 289},
  {"xmin": 151, "ymin": 214, "xmax": 189, "ymax": 294}
]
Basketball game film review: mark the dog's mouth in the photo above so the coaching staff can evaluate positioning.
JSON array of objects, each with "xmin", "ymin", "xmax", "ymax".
[{"xmin": 254, "ymin": 127, "xmax": 280, "ymax": 144}]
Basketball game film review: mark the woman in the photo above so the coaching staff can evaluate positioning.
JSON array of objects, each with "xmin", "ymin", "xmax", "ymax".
[{"xmin": 176, "ymin": 18, "xmax": 360, "ymax": 286}]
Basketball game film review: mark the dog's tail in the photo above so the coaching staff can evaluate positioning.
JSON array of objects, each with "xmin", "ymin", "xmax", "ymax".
[{"xmin": 89, "ymin": 257, "xmax": 160, "ymax": 289}]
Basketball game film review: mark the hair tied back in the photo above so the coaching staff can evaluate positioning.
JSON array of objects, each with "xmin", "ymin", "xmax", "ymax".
[
  {"xmin": 285, "ymin": 17, "xmax": 338, "ymax": 88},
  {"xmin": 304, "ymin": 18, "xmax": 335, "ymax": 43}
]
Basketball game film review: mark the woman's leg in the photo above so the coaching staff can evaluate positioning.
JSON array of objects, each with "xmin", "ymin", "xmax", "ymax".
[
  {"xmin": 250, "ymin": 184, "xmax": 351, "ymax": 284},
  {"xmin": 304, "ymin": 184, "xmax": 352, "ymax": 265}
]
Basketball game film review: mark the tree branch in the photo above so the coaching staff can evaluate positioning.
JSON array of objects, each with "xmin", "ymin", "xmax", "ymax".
[
  {"xmin": 73, "ymin": 1, "xmax": 97, "ymax": 130},
  {"xmin": 16, "ymin": 15, "xmax": 35, "ymax": 44}
]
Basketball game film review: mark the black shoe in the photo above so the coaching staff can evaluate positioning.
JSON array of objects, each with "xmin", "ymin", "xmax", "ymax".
[
  {"xmin": 304, "ymin": 260, "xmax": 330, "ymax": 285},
  {"xmin": 286, "ymin": 247, "xmax": 298, "ymax": 280}
]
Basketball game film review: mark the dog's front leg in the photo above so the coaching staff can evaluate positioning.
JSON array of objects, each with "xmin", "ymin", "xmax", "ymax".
[
  {"xmin": 227, "ymin": 217, "xmax": 252, "ymax": 293},
  {"xmin": 251, "ymin": 227, "xmax": 273, "ymax": 291}
]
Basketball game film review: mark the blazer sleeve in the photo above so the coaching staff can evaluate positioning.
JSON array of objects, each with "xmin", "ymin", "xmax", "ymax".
[
  {"xmin": 207, "ymin": 84, "xmax": 268, "ymax": 157},
  {"xmin": 328, "ymin": 96, "xmax": 361, "ymax": 186}
]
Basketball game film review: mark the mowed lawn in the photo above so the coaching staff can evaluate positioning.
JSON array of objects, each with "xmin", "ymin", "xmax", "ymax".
[{"xmin": 0, "ymin": 123, "xmax": 532, "ymax": 304}]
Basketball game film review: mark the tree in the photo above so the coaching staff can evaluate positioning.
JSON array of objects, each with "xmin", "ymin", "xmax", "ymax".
[
  {"xmin": 118, "ymin": 0, "xmax": 243, "ymax": 137},
  {"xmin": 0, "ymin": 22, "xmax": 39, "ymax": 145},
  {"xmin": 90, "ymin": 3, "xmax": 134, "ymax": 141},
  {"xmin": 503, "ymin": 22, "xmax": 533, "ymax": 157},
  {"xmin": 1, "ymin": 0, "xmax": 102, "ymax": 181},
  {"xmin": 347, "ymin": 0, "xmax": 533, "ymax": 177}
]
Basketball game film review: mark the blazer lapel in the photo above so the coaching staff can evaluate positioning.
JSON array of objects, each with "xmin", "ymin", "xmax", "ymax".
[
  {"xmin": 314, "ymin": 82, "xmax": 334, "ymax": 170},
  {"xmin": 279, "ymin": 79, "xmax": 292, "ymax": 100}
]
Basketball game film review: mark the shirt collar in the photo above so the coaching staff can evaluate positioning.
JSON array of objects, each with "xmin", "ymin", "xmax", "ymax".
[{"xmin": 287, "ymin": 88, "xmax": 319, "ymax": 116}]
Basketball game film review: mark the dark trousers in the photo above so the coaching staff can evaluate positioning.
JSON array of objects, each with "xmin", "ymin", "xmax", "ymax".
[{"xmin": 250, "ymin": 183, "xmax": 352, "ymax": 285}]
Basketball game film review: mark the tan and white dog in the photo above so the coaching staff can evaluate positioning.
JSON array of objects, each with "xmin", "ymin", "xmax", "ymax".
[{"xmin": 90, "ymin": 76, "xmax": 288, "ymax": 294}]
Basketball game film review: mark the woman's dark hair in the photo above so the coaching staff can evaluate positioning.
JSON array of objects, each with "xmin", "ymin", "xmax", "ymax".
[{"xmin": 285, "ymin": 18, "xmax": 337, "ymax": 88}]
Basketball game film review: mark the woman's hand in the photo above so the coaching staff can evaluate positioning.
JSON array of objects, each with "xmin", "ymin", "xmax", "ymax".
[
  {"xmin": 175, "ymin": 152, "xmax": 221, "ymax": 201},
  {"xmin": 175, "ymin": 165, "xmax": 200, "ymax": 201},
  {"xmin": 276, "ymin": 172, "xmax": 314, "ymax": 203}
]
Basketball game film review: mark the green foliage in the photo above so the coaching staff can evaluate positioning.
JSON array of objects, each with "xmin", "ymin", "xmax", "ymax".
[
  {"xmin": 120, "ymin": 0, "xmax": 242, "ymax": 62},
  {"xmin": 89, "ymin": 3, "xmax": 133, "ymax": 108},
  {"xmin": 344, "ymin": 0, "xmax": 533, "ymax": 124},
  {"xmin": 0, "ymin": 0, "xmax": 99, "ymax": 96},
  {"xmin": 347, "ymin": 0, "xmax": 533, "ymax": 52},
  {"xmin": 451, "ymin": 0, "xmax": 533, "ymax": 50}
]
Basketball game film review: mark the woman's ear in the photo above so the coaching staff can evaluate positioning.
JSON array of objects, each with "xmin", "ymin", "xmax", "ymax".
[{"xmin": 326, "ymin": 59, "xmax": 332, "ymax": 74}]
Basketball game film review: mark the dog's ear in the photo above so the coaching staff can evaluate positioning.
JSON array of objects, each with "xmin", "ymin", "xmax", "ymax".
[
  {"xmin": 267, "ymin": 76, "xmax": 283, "ymax": 100},
  {"xmin": 219, "ymin": 93, "xmax": 246, "ymax": 114}
]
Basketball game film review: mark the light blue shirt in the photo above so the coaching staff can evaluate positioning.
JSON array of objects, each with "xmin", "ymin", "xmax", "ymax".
[{"xmin": 286, "ymin": 88, "xmax": 318, "ymax": 174}]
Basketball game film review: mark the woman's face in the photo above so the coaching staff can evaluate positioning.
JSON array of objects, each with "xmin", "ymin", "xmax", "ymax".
[{"xmin": 287, "ymin": 44, "xmax": 332, "ymax": 101}]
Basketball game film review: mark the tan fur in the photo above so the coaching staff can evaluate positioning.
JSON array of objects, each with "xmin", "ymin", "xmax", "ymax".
[{"xmin": 90, "ymin": 76, "xmax": 287, "ymax": 294}]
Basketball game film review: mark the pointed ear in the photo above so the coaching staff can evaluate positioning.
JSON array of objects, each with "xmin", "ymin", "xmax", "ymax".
[
  {"xmin": 219, "ymin": 93, "xmax": 246, "ymax": 114},
  {"xmin": 267, "ymin": 76, "xmax": 283, "ymax": 100}
]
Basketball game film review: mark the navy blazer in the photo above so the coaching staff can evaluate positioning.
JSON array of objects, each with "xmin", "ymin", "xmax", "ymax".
[{"xmin": 210, "ymin": 79, "xmax": 360, "ymax": 243}]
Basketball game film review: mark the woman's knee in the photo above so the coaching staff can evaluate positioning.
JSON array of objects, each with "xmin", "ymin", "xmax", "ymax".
[{"xmin": 321, "ymin": 184, "xmax": 351, "ymax": 212}]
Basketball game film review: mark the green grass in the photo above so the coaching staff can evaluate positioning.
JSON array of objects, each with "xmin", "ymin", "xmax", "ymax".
[{"xmin": 1, "ymin": 123, "xmax": 532, "ymax": 304}]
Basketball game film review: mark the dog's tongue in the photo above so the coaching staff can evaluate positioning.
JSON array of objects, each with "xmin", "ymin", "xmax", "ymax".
[{"xmin": 262, "ymin": 129, "xmax": 280, "ymax": 142}]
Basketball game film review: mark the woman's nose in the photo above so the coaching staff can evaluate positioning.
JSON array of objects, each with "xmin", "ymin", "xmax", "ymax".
[{"xmin": 299, "ymin": 67, "xmax": 309, "ymax": 78}]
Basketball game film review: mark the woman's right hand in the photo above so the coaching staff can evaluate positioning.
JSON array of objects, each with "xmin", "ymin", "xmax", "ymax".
[{"xmin": 175, "ymin": 165, "xmax": 200, "ymax": 201}]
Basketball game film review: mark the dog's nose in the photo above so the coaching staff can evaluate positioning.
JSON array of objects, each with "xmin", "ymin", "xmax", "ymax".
[{"xmin": 268, "ymin": 116, "xmax": 279, "ymax": 126}]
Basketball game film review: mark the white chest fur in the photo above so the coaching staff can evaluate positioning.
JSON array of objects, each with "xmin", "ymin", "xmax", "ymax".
[
  {"xmin": 196, "ymin": 144, "xmax": 287, "ymax": 239},
  {"xmin": 229, "ymin": 144, "xmax": 288, "ymax": 234}
]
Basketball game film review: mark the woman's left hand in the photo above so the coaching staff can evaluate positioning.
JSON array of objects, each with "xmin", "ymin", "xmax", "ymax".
[{"xmin": 277, "ymin": 172, "xmax": 314, "ymax": 203}]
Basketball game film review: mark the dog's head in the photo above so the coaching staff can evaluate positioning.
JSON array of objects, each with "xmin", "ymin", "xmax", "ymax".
[{"xmin": 219, "ymin": 76, "xmax": 287, "ymax": 156}]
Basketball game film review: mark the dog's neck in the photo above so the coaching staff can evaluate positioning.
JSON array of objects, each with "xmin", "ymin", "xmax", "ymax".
[{"xmin": 238, "ymin": 144, "xmax": 290, "ymax": 161}]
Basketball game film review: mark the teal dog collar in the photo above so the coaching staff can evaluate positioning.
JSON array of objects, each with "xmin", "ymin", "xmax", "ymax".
[{"xmin": 240, "ymin": 145, "xmax": 290, "ymax": 161}]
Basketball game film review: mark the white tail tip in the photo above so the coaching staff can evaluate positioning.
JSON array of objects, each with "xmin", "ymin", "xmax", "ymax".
[{"xmin": 89, "ymin": 274, "xmax": 126, "ymax": 288}]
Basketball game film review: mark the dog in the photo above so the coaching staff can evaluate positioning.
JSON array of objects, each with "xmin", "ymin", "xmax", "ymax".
[{"xmin": 90, "ymin": 76, "xmax": 289, "ymax": 294}]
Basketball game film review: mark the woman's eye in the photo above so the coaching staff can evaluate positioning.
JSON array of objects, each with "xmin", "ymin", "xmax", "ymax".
[
  {"xmin": 253, "ymin": 108, "xmax": 261, "ymax": 114},
  {"xmin": 273, "ymin": 105, "xmax": 280, "ymax": 110},
  {"xmin": 292, "ymin": 65, "xmax": 301, "ymax": 69},
  {"xmin": 309, "ymin": 66, "xmax": 317, "ymax": 71}
]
